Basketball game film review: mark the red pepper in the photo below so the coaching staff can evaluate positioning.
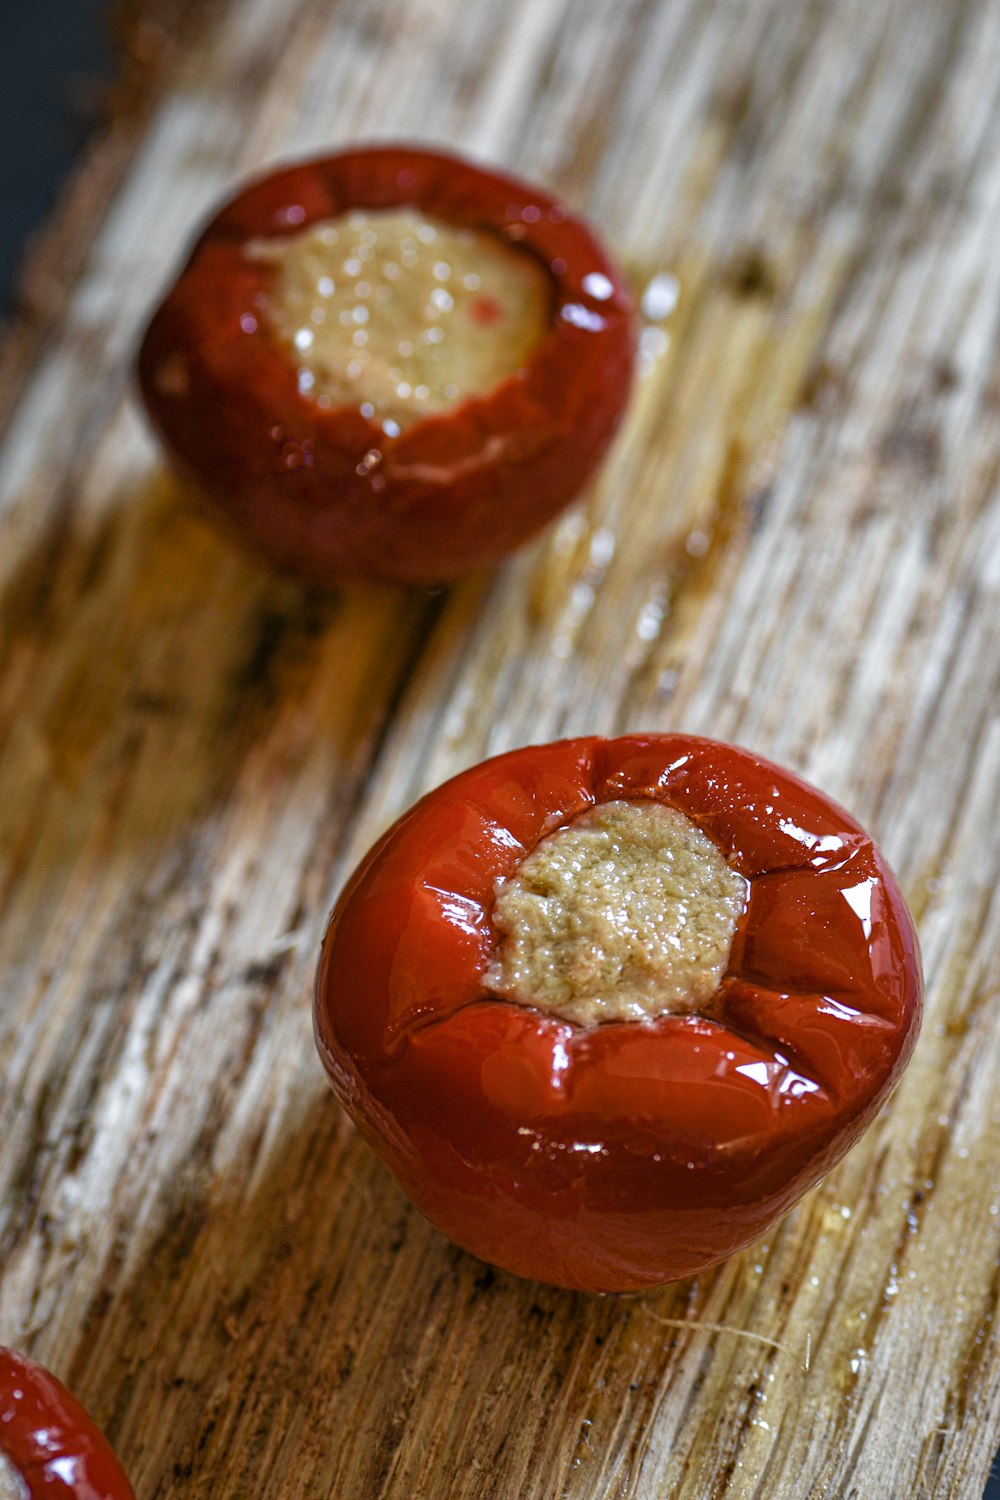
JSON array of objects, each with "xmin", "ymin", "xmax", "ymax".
[
  {"xmin": 0, "ymin": 1348, "xmax": 134, "ymax": 1500},
  {"xmin": 137, "ymin": 145, "xmax": 634, "ymax": 585},
  {"xmin": 314, "ymin": 735, "xmax": 922, "ymax": 1291}
]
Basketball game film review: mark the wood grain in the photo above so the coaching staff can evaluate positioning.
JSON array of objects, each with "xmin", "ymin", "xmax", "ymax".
[{"xmin": 2, "ymin": 0, "xmax": 1000, "ymax": 1495}]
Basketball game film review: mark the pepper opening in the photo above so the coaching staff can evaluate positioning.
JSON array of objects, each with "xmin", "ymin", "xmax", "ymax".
[
  {"xmin": 485, "ymin": 798, "xmax": 747, "ymax": 1027},
  {"xmin": 248, "ymin": 208, "xmax": 551, "ymax": 431}
]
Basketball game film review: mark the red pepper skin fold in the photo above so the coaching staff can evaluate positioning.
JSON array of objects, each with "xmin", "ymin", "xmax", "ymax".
[
  {"xmin": 137, "ymin": 145, "xmax": 634, "ymax": 585},
  {"xmin": 314, "ymin": 736, "xmax": 923, "ymax": 1292},
  {"xmin": 0, "ymin": 1347, "xmax": 135, "ymax": 1500}
]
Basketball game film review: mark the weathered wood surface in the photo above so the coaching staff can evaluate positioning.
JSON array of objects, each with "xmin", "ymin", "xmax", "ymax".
[{"xmin": 2, "ymin": 0, "xmax": 1000, "ymax": 1495}]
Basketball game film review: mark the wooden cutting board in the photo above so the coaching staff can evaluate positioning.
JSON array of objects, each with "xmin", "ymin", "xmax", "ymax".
[{"xmin": 2, "ymin": 0, "xmax": 999, "ymax": 1494}]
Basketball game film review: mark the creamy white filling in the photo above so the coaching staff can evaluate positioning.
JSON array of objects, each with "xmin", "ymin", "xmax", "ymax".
[
  {"xmin": 249, "ymin": 208, "xmax": 551, "ymax": 431},
  {"xmin": 0, "ymin": 1450, "xmax": 28, "ymax": 1500},
  {"xmin": 486, "ymin": 799, "xmax": 747, "ymax": 1027}
]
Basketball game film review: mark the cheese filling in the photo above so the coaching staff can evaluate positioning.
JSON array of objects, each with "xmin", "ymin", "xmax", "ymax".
[
  {"xmin": 250, "ymin": 208, "xmax": 551, "ymax": 431},
  {"xmin": 0, "ymin": 1452, "xmax": 28, "ymax": 1500},
  {"xmin": 486, "ymin": 800, "xmax": 747, "ymax": 1027}
]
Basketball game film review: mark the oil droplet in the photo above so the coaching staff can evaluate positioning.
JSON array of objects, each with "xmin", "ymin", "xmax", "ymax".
[
  {"xmin": 642, "ymin": 271, "xmax": 680, "ymax": 321},
  {"xmin": 639, "ymin": 325, "xmax": 670, "ymax": 375},
  {"xmin": 636, "ymin": 598, "xmax": 665, "ymax": 641}
]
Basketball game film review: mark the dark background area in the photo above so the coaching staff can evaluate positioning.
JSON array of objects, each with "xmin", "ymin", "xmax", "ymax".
[
  {"xmin": 1, "ymin": 8, "xmax": 998, "ymax": 1496},
  {"xmin": 0, "ymin": 1, "xmax": 114, "ymax": 318}
]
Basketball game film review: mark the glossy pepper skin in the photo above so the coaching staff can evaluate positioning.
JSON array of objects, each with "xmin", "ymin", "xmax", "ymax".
[
  {"xmin": 137, "ymin": 145, "xmax": 634, "ymax": 585},
  {"xmin": 314, "ymin": 735, "xmax": 923, "ymax": 1292},
  {"xmin": 0, "ymin": 1347, "xmax": 134, "ymax": 1500}
]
